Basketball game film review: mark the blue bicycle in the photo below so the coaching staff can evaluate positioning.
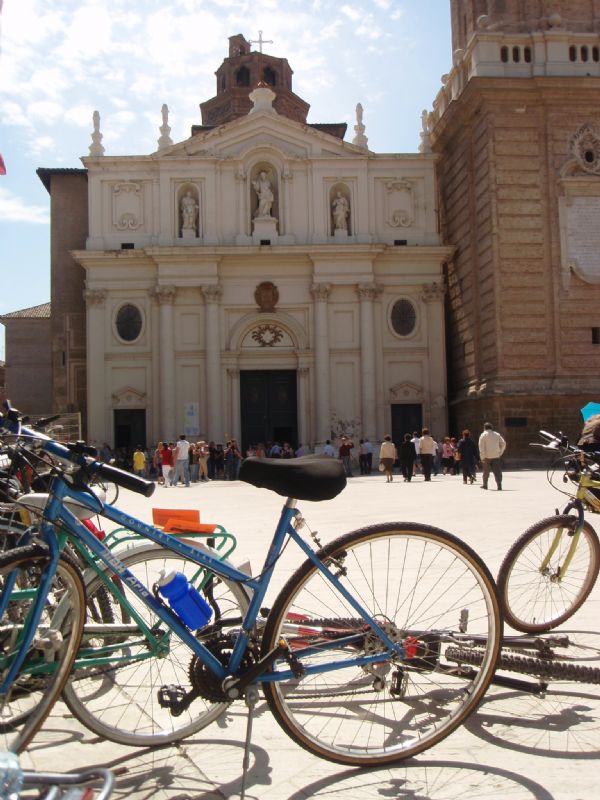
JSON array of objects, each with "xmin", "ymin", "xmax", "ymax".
[{"xmin": 0, "ymin": 405, "xmax": 501, "ymax": 767}]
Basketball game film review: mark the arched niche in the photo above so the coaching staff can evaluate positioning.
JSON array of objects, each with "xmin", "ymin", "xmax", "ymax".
[
  {"xmin": 177, "ymin": 183, "xmax": 200, "ymax": 238},
  {"xmin": 263, "ymin": 66, "xmax": 277, "ymax": 86},
  {"xmin": 329, "ymin": 183, "xmax": 351, "ymax": 236},
  {"xmin": 250, "ymin": 163, "xmax": 279, "ymax": 223},
  {"xmin": 236, "ymin": 66, "xmax": 250, "ymax": 87}
]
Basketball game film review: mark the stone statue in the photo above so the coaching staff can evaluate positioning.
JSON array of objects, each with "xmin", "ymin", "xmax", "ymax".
[
  {"xmin": 252, "ymin": 171, "xmax": 274, "ymax": 218},
  {"xmin": 332, "ymin": 191, "xmax": 350, "ymax": 232},
  {"xmin": 181, "ymin": 190, "xmax": 198, "ymax": 231}
]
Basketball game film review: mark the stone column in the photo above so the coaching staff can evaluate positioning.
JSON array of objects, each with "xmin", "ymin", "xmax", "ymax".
[
  {"xmin": 84, "ymin": 289, "xmax": 107, "ymax": 444},
  {"xmin": 357, "ymin": 282, "xmax": 381, "ymax": 442},
  {"xmin": 154, "ymin": 286, "xmax": 176, "ymax": 442},
  {"xmin": 310, "ymin": 283, "xmax": 331, "ymax": 446},
  {"xmin": 422, "ymin": 281, "xmax": 447, "ymax": 435},
  {"xmin": 202, "ymin": 284, "xmax": 223, "ymax": 440},
  {"xmin": 227, "ymin": 368, "xmax": 241, "ymax": 442},
  {"xmin": 297, "ymin": 366, "xmax": 309, "ymax": 448}
]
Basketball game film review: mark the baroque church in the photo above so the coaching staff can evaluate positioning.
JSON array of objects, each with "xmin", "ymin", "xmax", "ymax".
[
  {"xmin": 5, "ymin": 0, "xmax": 600, "ymax": 459},
  {"xmin": 33, "ymin": 32, "xmax": 449, "ymax": 453}
]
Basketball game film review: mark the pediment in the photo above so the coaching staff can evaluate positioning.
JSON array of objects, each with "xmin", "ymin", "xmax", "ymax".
[
  {"xmin": 156, "ymin": 110, "xmax": 369, "ymax": 162},
  {"xmin": 111, "ymin": 386, "xmax": 147, "ymax": 407},
  {"xmin": 389, "ymin": 382, "xmax": 423, "ymax": 401}
]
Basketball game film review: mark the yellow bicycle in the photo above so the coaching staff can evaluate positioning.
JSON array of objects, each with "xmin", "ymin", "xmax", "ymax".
[{"xmin": 498, "ymin": 430, "xmax": 600, "ymax": 633}]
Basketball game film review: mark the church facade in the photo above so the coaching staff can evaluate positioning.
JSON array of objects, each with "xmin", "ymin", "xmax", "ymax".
[{"xmin": 65, "ymin": 35, "xmax": 449, "ymax": 451}]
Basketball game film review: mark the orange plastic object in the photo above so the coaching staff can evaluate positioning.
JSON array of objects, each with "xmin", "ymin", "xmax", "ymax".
[
  {"xmin": 163, "ymin": 520, "xmax": 217, "ymax": 534},
  {"xmin": 152, "ymin": 508, "xmax": 200, "ymax": 528}
]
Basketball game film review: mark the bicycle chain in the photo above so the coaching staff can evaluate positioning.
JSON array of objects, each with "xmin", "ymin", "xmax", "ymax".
[{"xmin": 446, "ymin": 646, "xmax": 600, "ymax": 684}]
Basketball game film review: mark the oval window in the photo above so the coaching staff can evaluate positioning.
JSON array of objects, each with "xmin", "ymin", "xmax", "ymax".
[
  {"xmin": 115, "ymin": 304, "xmax": 143, "ymax": 342},
  {"xmin": 390, "ymin": 299, "xmax": 416, "ymax": 337}
]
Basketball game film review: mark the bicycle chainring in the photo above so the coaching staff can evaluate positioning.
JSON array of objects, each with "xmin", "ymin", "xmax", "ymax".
[{"xmin": 189, "ymin": 634, "xmax": 256, "ymax": 702}]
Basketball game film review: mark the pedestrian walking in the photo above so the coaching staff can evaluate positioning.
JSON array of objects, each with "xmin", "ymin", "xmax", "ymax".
[
  {"xmin": 478, "ymin": 422, "xmax": 506, "ymax": 490},
  {"xmin": 379, "ymin": 435, "xmax": 396, "ymax": 483}
]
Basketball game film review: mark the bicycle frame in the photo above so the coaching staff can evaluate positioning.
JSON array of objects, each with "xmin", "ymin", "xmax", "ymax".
[
  {"xmin": 536, "ymin": 459, "xmax": 600, "ymax": 584},
  {"xmin": 2, "ymin": 455, "xmax": 405, "ymax": 697}
]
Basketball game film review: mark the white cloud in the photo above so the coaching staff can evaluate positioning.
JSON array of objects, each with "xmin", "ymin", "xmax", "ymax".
[{"xmin": 0, "ymin": 187, "xmax": 49, "ymax": 224}]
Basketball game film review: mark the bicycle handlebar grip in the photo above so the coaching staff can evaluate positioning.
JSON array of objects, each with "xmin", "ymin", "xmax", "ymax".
[{"xmin": 96, "ymin": 461, "xmax": 156, "ymax": 498}]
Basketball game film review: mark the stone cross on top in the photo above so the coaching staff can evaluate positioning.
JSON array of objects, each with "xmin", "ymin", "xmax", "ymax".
[{"xmin": 250, "ymin": 30, "xmax": 273, "ymax": 53}]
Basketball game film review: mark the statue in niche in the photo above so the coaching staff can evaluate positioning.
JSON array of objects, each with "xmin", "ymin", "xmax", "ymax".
[
  {"xmin": 332, "ymin": 191, "xmax": 350, "ymax": 232},
  {"xmin": 252, "ymin": 170, "xmax": 274, "ymax": 218},
  {"xmin": 181, "ymin": 190, "xmax": 199, "ymax": 231}
]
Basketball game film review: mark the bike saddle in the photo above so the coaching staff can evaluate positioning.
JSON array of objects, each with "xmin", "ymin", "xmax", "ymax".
[{"xmin": 239, "ymin": 455, "xmax": 346, "ymax": 501}]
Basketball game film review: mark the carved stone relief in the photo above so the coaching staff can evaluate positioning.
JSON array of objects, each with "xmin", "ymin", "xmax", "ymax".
[
  {"xmin": 384, "ymin": 179, "xmax": 416, "ymax": 228},
  {"xmin": 112, "ymin": 182, "xmax": 143, "ymax": 231},
  {"xmin": 255, "ymin": 281, "xmax": 279, "ymax": 312}
]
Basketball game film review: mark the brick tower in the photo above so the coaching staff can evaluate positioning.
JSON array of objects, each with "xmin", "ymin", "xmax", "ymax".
[{"xmin": 431, "ymin": 1, "xmax": 600, "ymax": 459}]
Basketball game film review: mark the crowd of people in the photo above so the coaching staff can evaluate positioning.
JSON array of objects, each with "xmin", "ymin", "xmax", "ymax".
[
  {"xmin": 374, "ymin": 423, "xmax": 507, "ymax": 489},
  {"xmin": 98, "ymin": 423, "xmax": 506, "ymax": 491}
]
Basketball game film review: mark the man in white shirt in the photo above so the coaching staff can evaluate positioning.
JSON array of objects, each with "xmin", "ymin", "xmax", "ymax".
[
  {"xmin": 478, "ymin": 423, "xmax": 506, "ymax": 490},
  {"xmin": 173, "ymin": 434, "xmax": 191, "ymax": 487}
]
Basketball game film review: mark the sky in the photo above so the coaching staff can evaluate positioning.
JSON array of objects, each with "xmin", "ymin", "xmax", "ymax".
[{"xmin": 0, "ymin": 0, "xmax": 453, "ymax": 359}]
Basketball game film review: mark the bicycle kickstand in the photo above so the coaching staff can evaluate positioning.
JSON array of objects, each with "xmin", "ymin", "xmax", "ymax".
[{"xmin": 240, "ymin": 686, "xmax": 259, "ymax": 800}]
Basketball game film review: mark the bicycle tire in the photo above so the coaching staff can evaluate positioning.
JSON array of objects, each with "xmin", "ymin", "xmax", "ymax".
[
  {"xmin": 62, "ymin": 542, "xmax": 250, "ymax": 746},
  {"xmin": 446, "ymin": 646, "xmax": 600, "ymax": 684},
  {"xmin": 0, "ymin": 544, "xmax": 86, "ymax": 752},
  {"xmin": 89, "ymin": 476, "xmax": 118, "ymax": 506},
  {"xmin": 498, "ymin": 515, "xmax": 600, "ymax": 633},
  {"xmin": 261, "ymin": 522, "xmax": 502, "ymax": 766}
]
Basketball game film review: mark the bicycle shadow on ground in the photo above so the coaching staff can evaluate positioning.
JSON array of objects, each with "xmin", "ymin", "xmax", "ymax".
[
  {"xmin": 286, "ymin": 760, "xmax": 555, "ymax": 800},
  {"xmin": 464, "ymin": 686, "xmax": 600, "ymax": 759},
  {"xmin": 95, "ymin": 741, "xmax": 556, "ymax": 800}
]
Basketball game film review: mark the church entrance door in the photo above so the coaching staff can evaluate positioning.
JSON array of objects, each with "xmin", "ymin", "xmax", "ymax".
[
  {"xmin": 240, "ymin": 370, "xmax": 297, "ymax": 454},
  {"xmin": 391, "ymin": 404, "xmax": 422, "ymax": 449},
  {"xmin": 114, "ymin": 409, "xmax": 146, "ymax": 450}
]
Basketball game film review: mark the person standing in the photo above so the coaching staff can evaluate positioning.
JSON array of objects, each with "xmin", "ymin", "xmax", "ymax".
[
  {"xmin": 132, "ymin": 446, "xmax": 145, "ymax": 478},
  {"xmin": 379, "ymin": 435, "xmax": 397, "ymax": 483},
  {"xmin": 358, "ymin": 440, "xmax": 369, "ymax": 475},
  {"xmin": 363, "ymin": 438, "xmax": 373, "ymax": 473},
  {"xmin": 419, "ymin": 428, "xmax": 435, "ymax": 482},
  {"xmin": 338, "ymin": 436, "xmax": 354, "ymax": 477},
  {"xmin": 399, "ymin": 433, "xmax": 417, "ymax": 482},
  {"xmin": 174, "ymin": 434, "xmax": 191, "ymax": 487},
  {"xmin": 457, "ymin": 429, "xmax": 479, "ymax": 484},
  {"xmin": 478, "ymin": 422, "xmax": 506, "ymax": 490},
  {"xmin": 322, "ymin": 439, "xmax": 335, "ymax": 457},
  {"xmin": 197, "ymin": 440, "xmax": 209, "ymax": 481},
  {"xmin": 160, "ymin": 442, "xmax": 174, "ymax": 487},
  {"xmin": 411, "ymin": 431, "xmax": 421, "ymax": 476}
]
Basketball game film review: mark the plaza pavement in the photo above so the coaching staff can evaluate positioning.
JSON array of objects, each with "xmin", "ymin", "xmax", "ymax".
[{"xmin": 19, "ymin": 468, "xmax": 600, "ymax": 799}]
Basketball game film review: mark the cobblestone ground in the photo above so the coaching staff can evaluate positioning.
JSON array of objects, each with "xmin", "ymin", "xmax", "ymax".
[{"xmin": 19, "ymin": 469, "xmax": 600, "ymax": 798}]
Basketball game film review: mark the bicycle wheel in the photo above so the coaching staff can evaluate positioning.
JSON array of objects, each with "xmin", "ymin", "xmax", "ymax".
[
  {"xmin": 0, "ymin": 544, "xmax": 86, "ymax": 752},
  {"xmin": 62, "ymin": 542, "xmax": 250, "ymax": 746},
  {"xmin": 91, "ymin": 477, "xmax": 118, "ymax": 506},
  {"xmin": 498, "ymin": 515, "xmax": 600, "ymax": 633},
  {"xmin": 261, "ymin": 522, "xmax": 501, "ymax": 766}
]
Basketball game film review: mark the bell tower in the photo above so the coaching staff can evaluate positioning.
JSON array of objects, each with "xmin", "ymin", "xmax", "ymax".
[
  {"xmin": 431, "ymin": 1, "xmax": 600, "ymax": 459},
  {"xmin": 199, "ymin": 34, "xmax": 310, "ymax": 127}
]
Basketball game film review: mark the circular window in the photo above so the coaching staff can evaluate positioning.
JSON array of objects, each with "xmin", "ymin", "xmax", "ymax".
[
  {"xmin": 115, "ymin": 304, "xmax": 143, "ymax": 342},
  {"xmin": 390, "ymin": 299, "xmax": 417, "ymax": 337}
]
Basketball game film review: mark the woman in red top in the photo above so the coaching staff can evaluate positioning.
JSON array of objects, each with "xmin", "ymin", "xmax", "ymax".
[{"xmin": 160, "ymin": 442, "xmax": 174, "ymax": 487}]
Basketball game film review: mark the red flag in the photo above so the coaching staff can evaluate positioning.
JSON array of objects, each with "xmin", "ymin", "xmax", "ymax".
[{"xmin": 0, "ymin": 154, "xmax": 6, "ymax": 176}]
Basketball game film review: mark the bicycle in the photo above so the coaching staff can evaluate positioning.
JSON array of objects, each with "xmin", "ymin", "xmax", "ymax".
[
  {"xmin": 0, "ymin": 750, "xmax": 114, "ymax": 799},
  {"xmin": 497, "ymin": 430, "xmax": 600, "ymax": 634},
  {"xmin": 0, "ymin": 403, "xmax": 502, "ymax": 775}
]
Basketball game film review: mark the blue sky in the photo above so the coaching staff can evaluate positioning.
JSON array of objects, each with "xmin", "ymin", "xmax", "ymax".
[{"xmin": 0, "ymin": 0, "xmax": 453, "ymax": 358}]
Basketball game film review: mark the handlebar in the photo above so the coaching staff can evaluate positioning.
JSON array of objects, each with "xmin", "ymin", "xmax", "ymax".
[{"xmin": 0, "ymin": 403, "xmax": 155, "ymax": 499}]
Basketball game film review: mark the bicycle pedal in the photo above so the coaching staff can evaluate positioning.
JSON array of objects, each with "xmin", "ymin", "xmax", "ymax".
[{"xmin": 157, "ymin": 684, "xmax": 186, "ymax": 709}]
